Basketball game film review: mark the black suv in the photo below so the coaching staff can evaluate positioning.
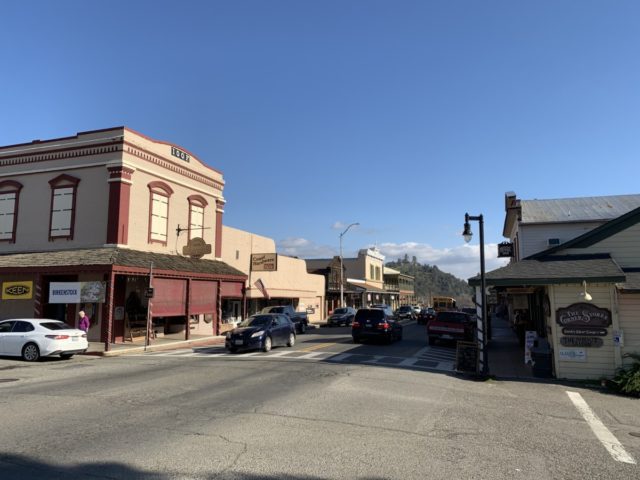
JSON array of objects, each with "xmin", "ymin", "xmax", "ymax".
[{"xmin": 352, "ymin": 308, "xmax": 403, "ymax": 344}]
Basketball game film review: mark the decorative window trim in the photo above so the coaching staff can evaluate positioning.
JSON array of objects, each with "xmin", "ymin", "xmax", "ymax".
[
  {"xmin": 187, "ymin": 195, "xmax": 208, "ymax": 240},
  {"xmin": 148, "ymin": 181, "xmax": 173, "ymax": 245},
  {"xmin": 48, "ymin": 174, "xmax": 80, "ymax": 241},
  {"xmin": 0, "ymin": 180, "xmax": 23, "ymax": 243}
]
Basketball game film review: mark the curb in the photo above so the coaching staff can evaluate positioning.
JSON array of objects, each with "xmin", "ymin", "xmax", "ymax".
[{"xmin": 82, "ymin": 336, "xmax": 226, "ymax": 357}]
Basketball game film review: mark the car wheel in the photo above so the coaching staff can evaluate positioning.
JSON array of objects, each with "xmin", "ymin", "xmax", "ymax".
[
  {"xmin": 397, "ymin": 330, "xmax": 403, "ymax": 341},
  {"xmin": 299, "ymin": 322, "xmax": 307, "ymax": 334},
  {"xmin": 227, "ymin": 347, "xmax": 238, "ymax": 354},
  {"xmin": 352, "ymin": 336, "xmax": 360, "ymax": 344},
  {"xmin": 262, "ymin": 336, "xmax": 272, "ymax": 352},
  {"xmin": 287, "ymin": 332, "xmax": 295, "ymax": 347},
  {"xmin": 60, "ymin": 353, "xmax": 74, "ymax": 360},
  {"xmin": 22, "ymin": 343, "xmax": 40, "ymax": 362},
  {"xmin": 427, "ymin": 336, "xmax": 436, "ymax": 346}
]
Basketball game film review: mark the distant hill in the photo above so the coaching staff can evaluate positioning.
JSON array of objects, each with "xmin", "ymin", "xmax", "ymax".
[{"xmin": 386, "ymin": 255, "xmax": 474, "ymax": 307}]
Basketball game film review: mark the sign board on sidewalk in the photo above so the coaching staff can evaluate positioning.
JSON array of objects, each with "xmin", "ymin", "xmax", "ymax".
[{"xmin": 455, "ymin": 341, "xmax": 478, "ymax": 374}]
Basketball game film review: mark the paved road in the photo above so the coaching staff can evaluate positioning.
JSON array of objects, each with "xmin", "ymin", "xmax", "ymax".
[
  {"xmin": 138, "ymin": 322, "xmax": 458, "ymax": 372},
  {"xmin": 0, "ymin": 322, "xmax": 638, "ymax": 479}
]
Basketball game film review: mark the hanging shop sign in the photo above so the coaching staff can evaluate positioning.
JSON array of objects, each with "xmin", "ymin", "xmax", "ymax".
[
  {"xmin": 559, "ymin": 349, "xmax": 587, "ymax": 362},
  {"xmin": 497, "ymin": 242, "xmax": 514, "ymax": 258},
  {"xmin": 2, "ymin": 281, "xmax": 33, "ymax": 300},
  {"xmin": 555, "ymin": 303, "xmax": 611, "ymax": 327},
  {"xmin": 49, "ymin": 281, "xmax": 107, "ymax": 304},
  {"xmin": 562, "ymin": 327, "xmax": 608, "ymax": 336},
  {"xmin": 251, "ymin": 253, "xmax": 278, "ymax": 271},
  {"xmin": 182, "ymin": 237, "xmax": 212, "ymax": 258},
  {"xmin": 560, "ymin": 336, "xmax": 604, "ymax": 348}
]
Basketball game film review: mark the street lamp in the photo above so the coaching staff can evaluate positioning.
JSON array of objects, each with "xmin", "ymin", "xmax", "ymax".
[
  {"xmin": 463, "ymin": 213, "xmax": 489, "ymax": 376},
  {"xmin": 339, "ymin": 222, "xmax": 359, "ymax": 308}
]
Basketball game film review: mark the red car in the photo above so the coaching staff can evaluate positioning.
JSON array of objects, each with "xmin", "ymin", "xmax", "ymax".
[{"xmin": 427, "ymin": 311, "xmax": 475, "ymax": 345}]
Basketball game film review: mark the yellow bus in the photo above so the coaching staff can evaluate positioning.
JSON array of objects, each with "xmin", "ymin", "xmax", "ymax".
[{"xmin": 432, "ymin": 296, "xmax": 456, "ymax": 312}]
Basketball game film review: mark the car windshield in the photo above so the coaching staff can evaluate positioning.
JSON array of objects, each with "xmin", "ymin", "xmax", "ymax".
[
  {"xmin": 333, "ymin": 308, "xmax": 349, "ymax": 315},
  {"xmin": 355, "ymin": 309, "xmax": 384, "ymax": 322},
  {"xmin": 238, "ymin": 316, "xmax": 272, "ymax": 327},
  {"xmin": 436, "ymin": 312, "xmax": 471, "ymax": 324},
  {"xmin": 41, "ymin": 321, "xmax": 74, "ymax": 330},
  {"xmin": 398, "ymin": 306, "xmax": 411, "ymax": 312},
  {"xmin": 261, "ymin": 307, "xmax": 284, "ymax": 314}
]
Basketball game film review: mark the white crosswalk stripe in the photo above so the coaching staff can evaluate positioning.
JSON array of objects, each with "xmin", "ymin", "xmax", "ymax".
[{"xmin": 130, "ymin": 346, "xmax": 456, "ymax": 372}]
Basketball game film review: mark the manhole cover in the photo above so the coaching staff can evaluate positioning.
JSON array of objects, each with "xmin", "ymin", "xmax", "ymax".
[
  {"xmin": 630, "ymin": 432, "xmax": 640, "ymax": 438},
  {"xmin": 0, "ymin": 378, "xmax": 19, "ymax": 383}
]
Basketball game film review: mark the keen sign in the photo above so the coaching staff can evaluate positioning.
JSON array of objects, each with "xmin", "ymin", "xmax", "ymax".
[{"xmin": 2, "ymin": 281, "xmax": 33, "ymax": 300}]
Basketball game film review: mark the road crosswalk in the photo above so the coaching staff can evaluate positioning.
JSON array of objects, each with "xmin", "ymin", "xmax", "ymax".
[{"xmin": 132, "ymin": 343, "xmax": 457, "ymax": 372}]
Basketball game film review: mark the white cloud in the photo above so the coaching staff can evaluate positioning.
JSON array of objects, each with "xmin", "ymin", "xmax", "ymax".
[
  {"xmin": 374, "ymin": 242, "xmax": 509, "ymax": 280},
  {"xmin": 277, "ymin": 237, "xmax": 510, "ymax": 281},
  {"xmin": 277, "ymin": 237, "xmax": 336, "ymax": 258}
]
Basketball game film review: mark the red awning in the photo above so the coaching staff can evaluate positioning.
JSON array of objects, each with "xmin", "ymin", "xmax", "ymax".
[
  {"xmin": 190, "ymin": 280, "xmax": 217, "ymax": 314},
  {"xmin": 152, "ymin": 278, "xmax": 187, "ymax": 316}
]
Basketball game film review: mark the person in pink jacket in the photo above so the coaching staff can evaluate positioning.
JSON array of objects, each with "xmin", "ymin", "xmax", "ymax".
[{"xmin": 78, "ymin": 310, "xmax": 91, "ymax": 333}]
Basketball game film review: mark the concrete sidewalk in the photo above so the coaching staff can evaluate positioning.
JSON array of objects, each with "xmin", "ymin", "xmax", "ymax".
[
  {"xmin": 83, "ymin": 335, "xmax": 226, "ymax": 357},
  {"xmin": 487, "ymin": 315, "xmax": 535, "ymax": 379}
]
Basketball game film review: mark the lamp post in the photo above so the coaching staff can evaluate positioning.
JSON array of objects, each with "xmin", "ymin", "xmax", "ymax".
[
  {"xmin": 339, "ymin": 222, "xmax": 359, "ymax": 308},
  {"xmin": 463, "ymin": 213, "xmax": 489, "ymax": 376}
]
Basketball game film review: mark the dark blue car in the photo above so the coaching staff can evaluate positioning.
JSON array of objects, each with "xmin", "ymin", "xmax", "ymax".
[{"xmin": 225, "ymin": 314, "xmax": 296, "ymax": 353}]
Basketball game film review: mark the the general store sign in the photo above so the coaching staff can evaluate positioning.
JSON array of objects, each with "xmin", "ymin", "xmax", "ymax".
[
  {"xmin": 2, "ymin": 281, "xmax": 33, "ymax": 300},
  {"xmin": 49, "ymin": 282, "xmax": 107, "ymax": 304},
  {"xmin": 251, "ymin": 253, "xmax": 277, "ymax": 272},
  {"xmin": 556, "ymin": 303, "xmax": 611, "ymax": 328}
]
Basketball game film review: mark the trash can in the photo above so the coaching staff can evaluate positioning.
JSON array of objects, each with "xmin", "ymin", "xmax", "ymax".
[{"xmin": 531, "ymin": 338, "xmax": 553, "ymax": 378}]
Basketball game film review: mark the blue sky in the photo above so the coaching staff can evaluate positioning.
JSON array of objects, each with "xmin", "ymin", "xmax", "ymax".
[{"xmin": 2, "ymin": 1, "xmax": 640, "ymax": 279}]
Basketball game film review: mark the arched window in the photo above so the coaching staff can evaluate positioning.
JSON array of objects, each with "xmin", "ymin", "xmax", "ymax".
[
  {"xmin": 49, "ymin": 174, "xmax": 80, "ymax": 240},
  {"xmin": 0, "ymin": 180, "xmax": 23, "ymax": 243},
  {"xmin": 187, "ymin": 195, "xmax": 208, "ymax": 240},
  {"xmin": 148, "ymin": 182, "xmax": 173, "ymax": 245}
]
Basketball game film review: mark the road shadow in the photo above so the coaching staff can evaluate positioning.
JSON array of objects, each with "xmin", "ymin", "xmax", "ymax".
[{"xmin": 0, "ymin": 452, "xmax": 392, "ymax": 480}]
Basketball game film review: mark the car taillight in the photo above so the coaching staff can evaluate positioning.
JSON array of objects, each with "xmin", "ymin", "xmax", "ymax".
[
  {"xmin": 352, "ymin": 321, "xmax": 360, "ymax": 328},
  {"xmin": 45, "ymin": 335, "xmax": 70, "ymax": 340},
  {"xmin": 376, "ymin": 322, "xmax": 390, "ymax": 329}
]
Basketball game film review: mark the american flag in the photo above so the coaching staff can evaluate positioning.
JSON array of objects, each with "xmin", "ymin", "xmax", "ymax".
[{"xmin": 254, "ymin": 278, "xmax": 269, "ymax": 299}]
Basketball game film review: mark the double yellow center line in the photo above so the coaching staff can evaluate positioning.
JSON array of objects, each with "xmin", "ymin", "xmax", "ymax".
[{"xmin": 300, "ymin": 342, "xmax": 335, "ymax": 353}]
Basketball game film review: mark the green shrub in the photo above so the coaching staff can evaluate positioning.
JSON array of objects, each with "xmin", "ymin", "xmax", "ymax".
[{"xmin": 609, "ymin": 353, "xmax": 640, "ymax": 397}]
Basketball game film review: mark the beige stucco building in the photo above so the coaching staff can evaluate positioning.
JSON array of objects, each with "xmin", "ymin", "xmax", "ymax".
[
  {"xmin": 220, "ymin": 226, "xmax": 325, "ymax": 324},
  {"xmin": 0, "ymin": 127, "xmax": 246, "ymax": 349}
]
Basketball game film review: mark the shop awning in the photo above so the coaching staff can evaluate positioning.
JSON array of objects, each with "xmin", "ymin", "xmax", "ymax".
[
  {"xmin": 0, "ymin": 247, "xmax": 247, "ymax": 279},
  {"xmin": 468, "ymin": 254, "xmax": 626, "ymax": 287},
  {"xmin": 617, "ymin": 270, "xmax": 640, "ymax": 293}
]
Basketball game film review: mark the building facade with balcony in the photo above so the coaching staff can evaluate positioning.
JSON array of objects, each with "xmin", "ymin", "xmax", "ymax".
[{"xmin": 0, "ymin": 127, "xmax": 246, "ymax": 349}]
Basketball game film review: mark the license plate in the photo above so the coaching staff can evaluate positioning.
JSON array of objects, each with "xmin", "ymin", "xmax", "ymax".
[
  {"xmin": 441, "ymin": 334, "xmax": 453, "ymax": 339},
  {"xmin": 234, "ymin": 339, "xmax": 244, "ymax": 346},
  {"xmin": 72, "ymin": 337, "xmax": 78, "ymax": 342}
]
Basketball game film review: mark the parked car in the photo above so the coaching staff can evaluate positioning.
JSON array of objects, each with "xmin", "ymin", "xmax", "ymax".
[
  {"xmin": 260, "ymin": 305, "xmax": 309, "ymax": 333},
  {"xmin": 417, "ymin": 307, "xmax": 436, "ymax": 325},
  {"xmin": 0, "ymin": 319, "xmax": 88, "ymax": 361},
  {"xmin": 395, "ymin": 305, "xmax": 415, "ymax": 320},
  {"xmin": 352, "ymin": 307, "xmax": 403, "ymax": 344},
  {"xmin": 412, "ymin": 305, "xmax": 421, "ymax": 315},
  {"xmin": 427, "ymin": 311, "xmax": 475, "ymax": 345},
  {"xmin": 226, "ymin": 314, "xmax": 296, "ymax": 353},
  {"xmin": 326, "ymin": 307, "xmax": 357, "ymax": 327}
]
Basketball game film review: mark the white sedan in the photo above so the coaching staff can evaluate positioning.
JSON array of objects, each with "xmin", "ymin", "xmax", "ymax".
[{"xmin": 0, "ymin": 319, "xmax": 88, "ymax": 361}]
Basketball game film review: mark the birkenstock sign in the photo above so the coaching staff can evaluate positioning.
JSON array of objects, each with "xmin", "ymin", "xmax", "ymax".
[{"xmin": 556, "ymin": 303, "xmax": 612, "ymax": 328}]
